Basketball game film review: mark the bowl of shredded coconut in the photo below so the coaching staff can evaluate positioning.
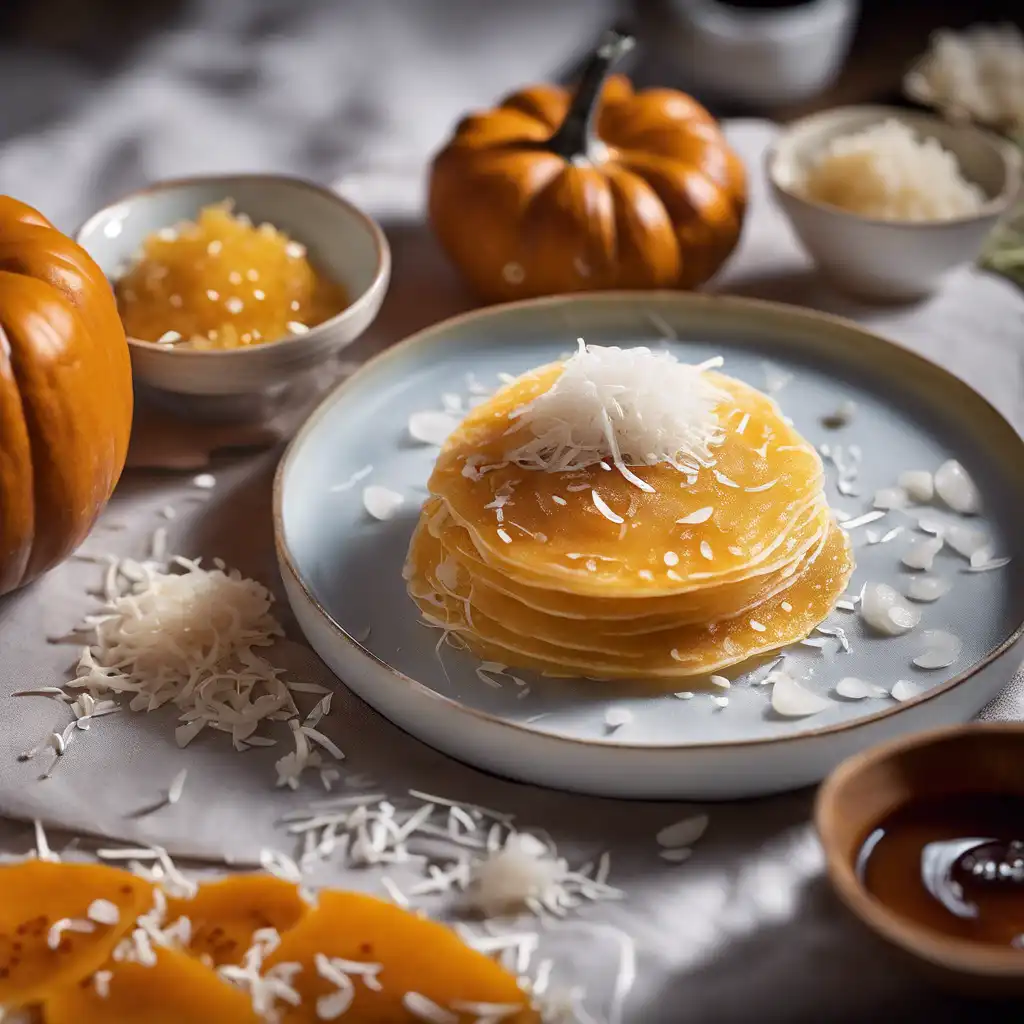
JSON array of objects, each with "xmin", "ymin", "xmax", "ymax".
[{"xmin": 767, "ymin": 105, "xmax": 1021, "ymax": 301}]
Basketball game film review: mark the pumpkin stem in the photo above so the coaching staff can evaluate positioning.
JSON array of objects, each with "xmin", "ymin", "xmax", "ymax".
[{"xmin": 548, "ymin": 25, "xmax": 635, "ymax": 161}]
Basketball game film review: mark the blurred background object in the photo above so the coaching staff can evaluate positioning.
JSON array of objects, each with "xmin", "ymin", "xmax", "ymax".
[
  {"xmin": 655, "ymin": 0, "xmax": 862, "ymax": 111},
  {"xmin": 0, "ymin": 0, "xmax": 1021, "ymax": 225}
]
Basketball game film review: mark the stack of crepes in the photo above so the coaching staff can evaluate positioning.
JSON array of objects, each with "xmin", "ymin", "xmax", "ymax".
[{"xmin": 404, "ymin": 343, "xmax": 853, "ymax": 682}]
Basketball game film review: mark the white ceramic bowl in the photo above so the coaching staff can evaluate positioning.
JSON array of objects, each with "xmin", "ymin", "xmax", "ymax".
[
  {"xmin": 668, "ymin": 0, "xmax": 859, "ymax": 109},
  {"xmin": 77, "ymin": 174, "xmax": 390, "ymax": 416},
  {"xmin": 767, "ymin": 105, "xmax": 1022, "ymax": 301}
]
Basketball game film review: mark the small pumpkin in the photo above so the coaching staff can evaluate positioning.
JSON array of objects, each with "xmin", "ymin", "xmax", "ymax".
[
  {"xmin": 429, "ymin": 27, "xmax": 747, "ymax": 303},
  {"xmin": 261, "ymin": 891, "xmax": 539, "ymax": 1022},
  {"xmin": 0, "ymin": 860, "xmax": 152, "ymax": 1008},
  {"xmin": 164, "ymin": 874, "xmax": 308, "ymax": 967},
  {"xmin": 0, "ymin": 197, "xmax": 133, "ymax": 597},
  {"xmin": 42, "ymin": 946, "xmax": 260, "ymax": 1024}
]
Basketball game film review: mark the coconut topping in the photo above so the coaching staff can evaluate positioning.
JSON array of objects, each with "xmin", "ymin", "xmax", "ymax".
[{"xmin": 504, "ymin": 340, "xmax": 727, "ymax": 489}]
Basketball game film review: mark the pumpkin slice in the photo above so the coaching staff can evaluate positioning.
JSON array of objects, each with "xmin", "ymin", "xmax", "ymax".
[
  {"xmin": 165, "ymin": 874, "xmax": 308, "ymax": 966},
  {"xmin": 262, "ymin": 891, "xmax": 539, "ymax": 1022},
  {"xmin": 0, "ymin": 860, "xmax": 152, "ymax": 1008},
  {"xmin": 42, "ymin": 946, "xmax": 260, "ymax": 1024}
]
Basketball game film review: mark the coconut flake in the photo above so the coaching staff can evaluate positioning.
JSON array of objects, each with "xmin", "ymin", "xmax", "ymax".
[
  {"xmin": 87, "ymin": 899, "xmax": 121, "ymax": 926},
  {"xmin": 663, "ymin": 551, "xmax": 679, "ymax": 567},
  {"xmin": 167, "ymin": 768, "xmax": 188, "ymax": 806},
  {"xmin": 906, "ymin": 576, "xmax": 952, "ymax": 602},
  {"xmin": 409, "ymin": 410, "xmax": 460, "ymax": 447},
  {"xmin": 835, "ymin": 677, "xmax": 887, "ymax": 700},
  {"xmin": 841, "ymin": 510, "xmax": 886, "ymax": 531},
  {"xmin": 676, "ymin": 507, "xmax": 713, "ymax": 525},
  {"xmin": 822, "ymin": 399, "xmax": 857, "ymax": 429},
  {"xmin": 591, "ymin": 490, "xmax": 624, "ymax": 525},
  {"xmin": 192, "ymin": 473, "xmax": 216, "ymax": 490},
  {"xmin": 964, "ymin": 556, "xmax": 1012, "ymax": 572},
  {"xmin": 891, "ymin": 679, "xmax": 926, "ymax": 702},
  {"xmin": 700, "ymin": 541, "xmax": 713, "ymax": 561},
  {"xmin": 912, "ymin": 630, "xmax": 963, "ymax": 669},
  {"xmin": 503, "ymin": 340, "xmax": 726, "ymax": 489},
  {"xmin": 464, "ymin": 834, "xmax": 573, "ymax": 919},
  {"xmin": 659, "ymin": 848, "xmax": 693, "ymax": 864},
  {"xmin": 709, "ymin": 675, "xmax": 730, "ymax": 689},
  {"xmin": 762, "ymin": 362, "xmax": 792, "ymax": 395},
  {"xmin": 362, "ymin": 485, "xmax": 404, "ymax": 521},
  {"xmin": 935, "ymin": 460, "xmax": 980, "ymax": 514},
  {"xmin": 329, "ymin": 464, "xmax": 373, "ymax": 493},
  {"xmin": 873, "ymin": 487, "xmax": 908, "ymax": 510},
  {"xmin": 603, "ymin": 707, "xmax": 633, "ymax": 731},
  {"xmin": 403, "ymin": 992, "xmax": 458, "ymax": 1024},
  {"xmin": 656, "ymin": 814, "xmax": 708, "ymax": 849},
  {"xmin": 769, "ymin": 671, "xmax": 832, "ymax": 717},
  {"xmin": 860, "ymin": 582, "xmax": 921, "ymax": 635},
  {"xmin": 944, "ymin": 524, "xmax": 989, "ymax": 559},
  {"xmin": 898, "ymin": 470, "xmax": 934, "ymax": 502},
  {"xmin": 901, "ymin": 537, "xmax": 944, "ymax": 571}
]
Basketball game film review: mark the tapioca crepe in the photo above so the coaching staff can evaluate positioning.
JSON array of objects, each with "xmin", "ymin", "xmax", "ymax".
[{"xmin": 404, "ymin": 341, "xmax": 852, "ymax": 682}]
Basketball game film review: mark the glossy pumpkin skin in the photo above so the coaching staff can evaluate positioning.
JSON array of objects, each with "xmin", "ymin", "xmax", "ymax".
[
  {"xmin": 429, "ymin": 73, "xmax": 747, "ymax": 303},
  {"xmin": 0, "ymin": 197, "xmax": 133, "ymax": 597}
]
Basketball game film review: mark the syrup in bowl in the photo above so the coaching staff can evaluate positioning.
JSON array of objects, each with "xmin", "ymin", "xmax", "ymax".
[{"xmin": 857, "ymin": 794, "xmax": 1024, "ymax": 949}]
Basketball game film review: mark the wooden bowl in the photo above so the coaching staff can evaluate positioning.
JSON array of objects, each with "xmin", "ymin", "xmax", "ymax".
[{"xmin": 815, "ymin": 722, "xmax": 1024, "ymax": 996}]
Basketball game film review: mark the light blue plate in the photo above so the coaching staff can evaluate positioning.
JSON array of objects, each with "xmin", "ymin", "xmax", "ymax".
[{"xmin": 274, "ymin": 293, "xmax": 1024, "ymax": 799}]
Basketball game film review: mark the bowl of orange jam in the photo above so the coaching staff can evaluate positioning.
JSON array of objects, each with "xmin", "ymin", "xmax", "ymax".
[{"xmin": 77, "ymin": 174, "xmax": 390, "ymax": 415}]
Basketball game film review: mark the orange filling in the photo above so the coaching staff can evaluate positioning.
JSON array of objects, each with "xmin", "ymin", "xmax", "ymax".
[{"xmin": 115, "ymin": 201, "xmax": 347, "ymax": 350}]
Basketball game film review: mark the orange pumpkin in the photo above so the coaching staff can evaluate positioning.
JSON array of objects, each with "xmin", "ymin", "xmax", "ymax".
[
  {"xmin": 428, "ymin": 27, "xmax": 747, "ymax": 304},
  {"xmin": 0, "ymin": 197, "xmax": 133, "ymax": 597}
]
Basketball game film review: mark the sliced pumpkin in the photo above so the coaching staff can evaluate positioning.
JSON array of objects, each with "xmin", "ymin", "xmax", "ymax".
[
  {"xmin": 42, "ymin": 946, "xmax": 260, "ymax": 1024},
  {"xmin": 165, "ymin": 874, "xmax": 308, "ymax": 967},
  {"xmin": 262, "ymin": 891, "xmax": 540, "ymax": 1023},
  {"xmin": 0, "ymin": 861, "xmax": 152, "ymax": 1008}
]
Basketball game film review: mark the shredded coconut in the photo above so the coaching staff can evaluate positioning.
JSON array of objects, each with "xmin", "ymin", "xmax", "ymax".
[
  {"xmin": 504, "ymin": 340, "xmax": 726, "ymax": 489},
  {"xmin": 796, "ymin": 118, "xmax": 986, "ymax": 221},
  {"xmin": 591, "ymin": 489, "xmax": 624, "ymax": 525},
  {"xmin": 55, "ymin": 553, "xmax": 338, "ymax": 791}
]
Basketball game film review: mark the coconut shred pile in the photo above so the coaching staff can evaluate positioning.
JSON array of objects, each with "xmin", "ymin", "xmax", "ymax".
[
  {"xmin": 504, "ymin": 340, "xmax": 727, "ymax": 489},
  {"xmin": 51, "ymin": 554, "xmax": 339, "ymax": 787}
]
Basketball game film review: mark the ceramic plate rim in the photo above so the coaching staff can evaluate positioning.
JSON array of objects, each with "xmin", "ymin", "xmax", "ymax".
[{"xmin": 273, "ymin": 290, "xmax": 1024, "ymax": 752}]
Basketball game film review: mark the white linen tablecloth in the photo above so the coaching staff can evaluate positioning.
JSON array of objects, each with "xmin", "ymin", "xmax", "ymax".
[{"xmin": 0, "ymin": 5, "xmax": 1022, "ymax": 1017}]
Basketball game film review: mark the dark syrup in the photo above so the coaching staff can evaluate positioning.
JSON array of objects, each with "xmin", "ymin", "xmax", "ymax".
[{"xmin": 857, "ymin": 794, "xmax": 1024, "ymax": 948}]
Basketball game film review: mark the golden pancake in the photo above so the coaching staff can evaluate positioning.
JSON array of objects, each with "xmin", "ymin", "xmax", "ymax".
[
  {"xmin": 428, "ymin": 367, "xmax": 824, "ymax": 597},
  {"xmin": 404, "ymin": 344, "xmax": 854, "ymax": 684},
  {"xmin": 423, "ymin": 521, "xmax": 832, "ymax": 655},
  {"xmin": 426, "ymin": 496, "xmax": 832, "ymax": 627},
  {"xmin": 407, "ymin": 519, "xmax": 853, "ymax": 680}
]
